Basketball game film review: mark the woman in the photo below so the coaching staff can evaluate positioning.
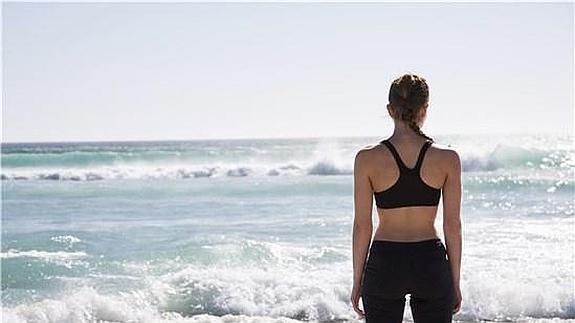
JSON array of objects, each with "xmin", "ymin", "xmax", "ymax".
[{"xmin": 350, "ymin": 73, "xmax": 463, "ymax": 323}]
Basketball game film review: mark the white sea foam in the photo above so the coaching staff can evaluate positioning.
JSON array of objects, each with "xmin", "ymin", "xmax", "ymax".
[{"xmin": 1, "ymin": 250, "xmax": 87, "ymax": 260}]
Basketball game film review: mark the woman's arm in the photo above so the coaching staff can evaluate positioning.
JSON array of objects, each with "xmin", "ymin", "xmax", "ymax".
[
  {"xmin": 350, "ymin": 149, "xmax": 374, "ymax": 318},
  {"xmin": 352, "ymin": 149, "xmax": 374, "ymax": 287},
  {"xmin": 442, "ymin": 148, "xmax": 462, "ymax": 285},
  {"xmin": 442, "ymin": 148, "xmax": 463, "ymax": 312}
]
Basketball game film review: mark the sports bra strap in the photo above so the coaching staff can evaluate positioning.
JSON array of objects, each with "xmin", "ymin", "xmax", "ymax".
[
  {"xmin": 382, "ymin": 139, "xmax": 431, "ymax": 172},
  {"xmin": 414, "ymin": 141, "xmax": 432, "ymax": 170}
]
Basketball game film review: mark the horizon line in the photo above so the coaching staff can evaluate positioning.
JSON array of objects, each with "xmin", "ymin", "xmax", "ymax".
[{"xmin": 1, "ymin": 130, "xmax": 572, "ymax": 145}]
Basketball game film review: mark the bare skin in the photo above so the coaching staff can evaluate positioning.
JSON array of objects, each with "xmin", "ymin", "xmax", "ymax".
[{"xmin": 351, "ymin": 103, "xmax": 463, "ymax": 319}]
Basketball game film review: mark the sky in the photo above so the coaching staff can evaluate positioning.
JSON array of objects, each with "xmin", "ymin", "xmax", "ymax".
[{"xmin": 2, "ymin": 1, "xmax": 573, "ymax": 143}]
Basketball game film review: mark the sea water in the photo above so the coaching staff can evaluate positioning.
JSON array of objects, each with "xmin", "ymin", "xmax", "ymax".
[{"xmin": 1, "ymin": 133, "xmax": 573, "ymax": 323}]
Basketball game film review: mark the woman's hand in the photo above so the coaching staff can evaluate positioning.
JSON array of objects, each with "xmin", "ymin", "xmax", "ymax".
[
  {"xmin": 351, "ymin": 283, "xmax": 365, "ymax": 319},
  {"xmin": 452, "ymin": 286, "xmax": 462, "ymax": 314}
]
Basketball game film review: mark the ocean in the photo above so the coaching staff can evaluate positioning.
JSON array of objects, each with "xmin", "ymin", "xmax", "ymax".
[{"xmin": 1, "ymin": 133, "xmax": 573, "ymax": 323}]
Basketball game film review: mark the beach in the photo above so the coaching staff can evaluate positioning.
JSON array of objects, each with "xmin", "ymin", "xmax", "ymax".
[{"xmin": 1, "ymin": 134, "xmax": 573, "ymax": 322}]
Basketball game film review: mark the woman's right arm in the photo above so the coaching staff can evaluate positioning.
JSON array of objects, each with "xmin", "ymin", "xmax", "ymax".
[{"xmin": 442, "ymin": 148, "xmax": 463, "ymax": 313}]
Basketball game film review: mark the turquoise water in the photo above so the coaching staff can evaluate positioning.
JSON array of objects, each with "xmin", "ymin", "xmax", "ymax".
[{"xmin": 1, "ymin": 134, "xmax": 574, "ymax": 322}]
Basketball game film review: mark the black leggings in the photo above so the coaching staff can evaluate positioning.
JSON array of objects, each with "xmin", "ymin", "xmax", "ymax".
[{"xmin": 361, "ymin": 238, "xmax": 455, "ymax": 323}]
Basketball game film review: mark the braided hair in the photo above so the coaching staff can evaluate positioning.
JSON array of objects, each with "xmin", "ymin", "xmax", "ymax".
[{"xmin": 388, "ymin": 73, "xmax": 434, "ymax": 142}]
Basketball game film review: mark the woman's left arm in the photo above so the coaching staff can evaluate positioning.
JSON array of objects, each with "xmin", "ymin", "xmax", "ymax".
[{"xmin": 350, "ymin": 149, "xmax": 374, "ymax": 317}]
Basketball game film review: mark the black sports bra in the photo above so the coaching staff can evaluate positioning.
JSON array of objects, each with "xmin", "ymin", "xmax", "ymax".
[{"xmin": 373, "ymin": 139, "xmax": 441, "ymax": 209}]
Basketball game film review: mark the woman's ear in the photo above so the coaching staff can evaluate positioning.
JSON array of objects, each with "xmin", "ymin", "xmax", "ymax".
[
  {"xmin": 386, "ymin": 104, "xmax": 395, "ymax": 118},
  {"xmin": 418, "ymin": 105, "xmax": 428, "ymax": 124}
]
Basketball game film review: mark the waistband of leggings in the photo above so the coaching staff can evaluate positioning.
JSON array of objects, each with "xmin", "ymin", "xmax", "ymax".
[{"xmin": 370, "ymin": 238, "xmax": 442, "ymax": 248}]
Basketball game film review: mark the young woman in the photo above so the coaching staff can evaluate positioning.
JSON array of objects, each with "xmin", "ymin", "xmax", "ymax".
[{"xmin": 350, "ymin": 73, "xmax": 463, "ymax": 323}]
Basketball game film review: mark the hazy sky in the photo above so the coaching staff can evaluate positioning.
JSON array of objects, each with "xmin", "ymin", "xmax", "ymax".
[{"xmin": 3, "ymin": 2, "xmax": 573, "ymax": 143}]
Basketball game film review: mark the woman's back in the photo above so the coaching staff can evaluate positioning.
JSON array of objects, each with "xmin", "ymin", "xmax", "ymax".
[{"xmin": 360, "ymin": 137, "xmax": 454, "ymax": 242}]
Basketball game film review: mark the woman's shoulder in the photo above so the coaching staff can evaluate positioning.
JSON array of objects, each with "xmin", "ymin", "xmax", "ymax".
[
  {"xmin": 355, "ymin": 142, "xmax": 382, "ymax": 156},
  {"xmin": 429, "ymin": 141, "xmax": 461, "ymax": 169},
  {"xmin": 353, "ymin": 143, "xmax": 382, "ymax": 166},
  {"xmin": 429, "ymin": 141, "xmax": 460, "ymax": 155}
]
